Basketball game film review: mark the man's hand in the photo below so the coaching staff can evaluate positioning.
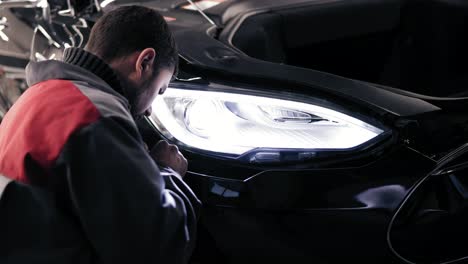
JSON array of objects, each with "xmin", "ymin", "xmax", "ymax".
[{"xmin": 150, "ymin": 140, "xmax": 188, "ymax": 178}]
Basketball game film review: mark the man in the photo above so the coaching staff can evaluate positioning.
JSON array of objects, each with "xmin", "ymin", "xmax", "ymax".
[{"xmin": 0, "ymin": 5, "xmax": 200, "ymax": 264}]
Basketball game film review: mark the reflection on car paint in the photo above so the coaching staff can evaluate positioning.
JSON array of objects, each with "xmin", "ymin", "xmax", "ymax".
[
  {"xmin": 355, "ymin": 185, "xmax": 407, "ymax": 210},
  {"xmin": 210, "ymin": 182, "xmax": 240, "ymax": 198}
]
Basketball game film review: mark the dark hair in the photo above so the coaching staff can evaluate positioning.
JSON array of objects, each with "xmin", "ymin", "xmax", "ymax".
[{"xmin": 85, "ymin": 5, "xmax": 178, "ymax": 75}]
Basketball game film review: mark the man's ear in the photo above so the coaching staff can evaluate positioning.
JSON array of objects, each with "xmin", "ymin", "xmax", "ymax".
[{"xmin": 135, "ymin": 48, "xmax": 156, "ymax": 77}]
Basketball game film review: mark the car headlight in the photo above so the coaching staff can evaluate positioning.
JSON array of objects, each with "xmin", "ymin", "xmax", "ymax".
[{"xmin": 150, "ymin": 87, "xmax": 387, "ymax": 162}]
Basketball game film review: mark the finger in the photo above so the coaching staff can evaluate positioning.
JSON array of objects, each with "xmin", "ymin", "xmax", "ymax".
[
  {"xmin": 150, "ymin": 141, "xmax": 170, "ymax": 164},
  {"xmin": 169, "ymin": 144, "xmax": 178, "ymax": 153},
  {"xmin": 177, "ymin": 151, "xmax": 185, "ymax": 159},
  {"xmin": 181, "ymin": 158, "xmax": 188, "ymax": 176},
  {"xmin": 152, "ymin": 140, "xmax": 168, "ymax": 154},
  {"xmin": 157, "ymin": 140, "xmax": 169, "ymax": 148}
]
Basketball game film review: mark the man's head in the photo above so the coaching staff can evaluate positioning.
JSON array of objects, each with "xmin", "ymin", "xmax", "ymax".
[{"xmin": 85, "ymin": 5, "xmax": 178, "ymax": 117}]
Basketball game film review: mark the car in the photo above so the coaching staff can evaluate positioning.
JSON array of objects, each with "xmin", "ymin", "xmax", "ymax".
[{"xmin": 2, "ymin": 0, "xmax": 468, "ymax": 263}]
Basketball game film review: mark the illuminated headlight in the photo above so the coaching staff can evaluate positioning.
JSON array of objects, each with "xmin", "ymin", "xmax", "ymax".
[{"xmin": 150, "ymin": 88, "xmax": 386, "ymax": 161}]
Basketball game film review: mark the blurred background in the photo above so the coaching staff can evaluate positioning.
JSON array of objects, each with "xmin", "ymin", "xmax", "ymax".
[{"xmin": 0, "ymin": 8, "xmax": 30, "ymax": 120}]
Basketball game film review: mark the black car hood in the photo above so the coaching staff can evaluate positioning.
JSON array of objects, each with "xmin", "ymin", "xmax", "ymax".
[
  {"xmin": 170, "ymin": 24, "xmax": 440, "ymax": 118},
  {"xmin": 142, "ymin": 0, "xmax": 442, "ymax": 118}
]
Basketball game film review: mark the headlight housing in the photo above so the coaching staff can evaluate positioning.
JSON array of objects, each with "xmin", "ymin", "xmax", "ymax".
[{"xmin": 150, "ymin": 86, "xmax": 388, "ymax": 163}]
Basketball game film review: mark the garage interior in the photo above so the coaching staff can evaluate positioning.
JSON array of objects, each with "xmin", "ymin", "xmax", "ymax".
[{"xmin": 1, "ymin": 1, "xmax": 468, "ymax": 264}]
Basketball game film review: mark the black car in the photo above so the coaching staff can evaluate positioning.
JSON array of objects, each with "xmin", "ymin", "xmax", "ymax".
[{"xmin": 2, "ymin": 0, "xmax": 468, "ymax": 263}]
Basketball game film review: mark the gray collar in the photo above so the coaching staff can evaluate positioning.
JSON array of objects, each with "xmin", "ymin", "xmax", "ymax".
[
  {"xmin": 25, "ymin": 59, "xmax": 130, "ymax": 108},
  {"xmin": 61, "ymin": 48, "xmax": 126, "ymax": 97}
]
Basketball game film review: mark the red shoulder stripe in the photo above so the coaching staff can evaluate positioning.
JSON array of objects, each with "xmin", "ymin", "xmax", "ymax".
[{"xmin": 0, "ymin": 80, "xmax": 101, "ymax": 183}]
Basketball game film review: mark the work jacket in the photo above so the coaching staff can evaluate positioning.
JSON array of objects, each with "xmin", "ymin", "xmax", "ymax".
[{"xmin": 0, "ymin": 48, "xmax": 200, "ymax": 264}]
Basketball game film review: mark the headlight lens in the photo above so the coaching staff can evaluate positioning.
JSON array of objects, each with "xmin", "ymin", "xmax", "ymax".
[{"xmin": 150, "ymin": 88, "xmax": 385, "ymax": 158}]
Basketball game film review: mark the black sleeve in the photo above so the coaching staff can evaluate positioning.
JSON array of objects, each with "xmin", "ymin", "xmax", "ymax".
[{"xmin": 54, "ymin": 117, "xmax": 201, "ymax": 264}]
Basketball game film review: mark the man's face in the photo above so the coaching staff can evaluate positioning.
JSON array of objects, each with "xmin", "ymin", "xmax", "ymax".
[{"xmin": 133, "ymin": 68, "xmax": 173, "ymax": 117}]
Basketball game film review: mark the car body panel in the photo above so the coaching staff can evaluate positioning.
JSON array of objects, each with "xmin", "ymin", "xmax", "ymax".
[{"xmin": 185, "ymin": 144, "xmax": 435, "ymax": 261}]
